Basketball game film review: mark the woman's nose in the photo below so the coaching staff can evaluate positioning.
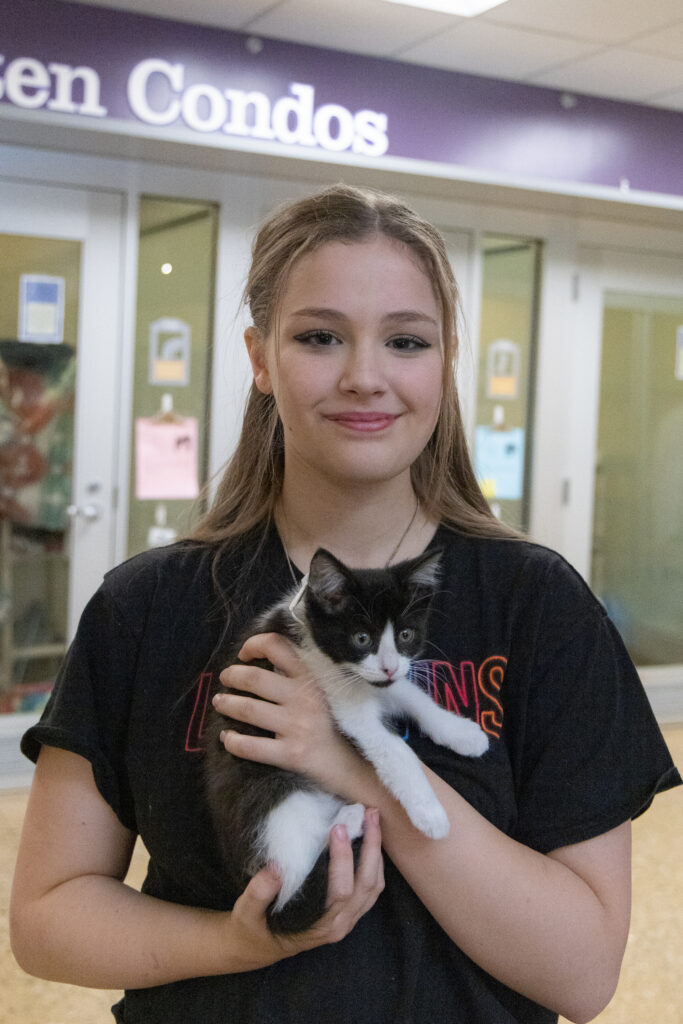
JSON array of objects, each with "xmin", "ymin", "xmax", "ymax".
[{"xmin": 339, "ymin": 343, "xmax": 386, "ymax": 395}]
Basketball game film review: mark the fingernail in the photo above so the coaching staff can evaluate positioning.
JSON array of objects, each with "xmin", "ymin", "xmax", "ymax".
[{"xmin": 332, "ymin": 824, "xmax": 348, "ymax": 841}]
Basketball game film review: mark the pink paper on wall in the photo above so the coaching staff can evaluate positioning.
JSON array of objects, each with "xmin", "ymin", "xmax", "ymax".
[{"xmin": 135, "ymin": 417, "xmax": 199, "ymax": 500}]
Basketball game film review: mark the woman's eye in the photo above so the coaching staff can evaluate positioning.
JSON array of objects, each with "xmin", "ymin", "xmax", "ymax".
[
  {"xmin": 352, "ymin": 631, "xmax": 372, "ymax": 649},
  {"xmin": 293, "ymin": 330, "xmax": 340, "ymax": 347},
  {"xmin": 387, "ymin": 335, "xmax": 430, "ymax": 352},
  {"xmin": 398, "ymin": 628, "xmax": 415, "ymax": 644}
]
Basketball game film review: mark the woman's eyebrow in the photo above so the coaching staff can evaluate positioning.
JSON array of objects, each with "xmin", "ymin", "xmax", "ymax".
[
  {"xmin": 289, "ymin": 307, "xmax": 438, "ymax": 326},
  {"xmin": 290, "ymin": 307, "xmax": 349, "ymax": 322},
  {"xmin": 382, "ymin": 310, "xmax": 439, "ymax": 327}
]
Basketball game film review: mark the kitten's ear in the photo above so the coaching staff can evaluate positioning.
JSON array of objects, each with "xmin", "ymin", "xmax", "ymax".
[
  {"xmin": 307, "ymin": 549, "xmax": 352, "ymax": 611},
  {"xmin": 405, "ymin": 548, "xmax": 442, "ymax": 591}
]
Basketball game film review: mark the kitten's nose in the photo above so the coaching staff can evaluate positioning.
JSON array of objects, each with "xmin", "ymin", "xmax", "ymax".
[{"xmin": 382, "ymin": 661, "xmax": 398, "ymax": 680}]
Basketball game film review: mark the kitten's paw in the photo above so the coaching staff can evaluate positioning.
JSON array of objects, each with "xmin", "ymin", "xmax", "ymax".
[
  {"xmin": 408, "ymin": 800, "xmax": 450, "ymax": 840},
  {"xmin": 333, "ymin": 803, "xmax": 366, "ymax": 841},
  {"xmin": 455, "ymin": 719, "xmax": 489, "ymax": 757},
  {"xmin": 435, "ymin": 716, "xmax": 489, "ymax": 757}
]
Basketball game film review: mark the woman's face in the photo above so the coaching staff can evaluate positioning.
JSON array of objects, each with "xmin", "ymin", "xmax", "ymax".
[{"xmin": 246, "ymin": 235, "xmax": 443, "ymax": 492}]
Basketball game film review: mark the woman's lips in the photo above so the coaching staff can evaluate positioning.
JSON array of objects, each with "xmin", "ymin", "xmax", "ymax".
[{"xmin": 325, "ymin": 412, "xmax": 399, "ymax": 432}]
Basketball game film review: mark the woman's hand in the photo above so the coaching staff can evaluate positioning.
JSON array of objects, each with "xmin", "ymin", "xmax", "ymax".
[
  {"xmin": 214, "ymin": 632, "xmax": 375, "ymax": 800},
  {"xmin": 224, "ymin": 808, "xmax": 384, "ymax": 971},
  {"xmin": 12, "ymin": 747, "xmax": 384, "ymax": 988}
]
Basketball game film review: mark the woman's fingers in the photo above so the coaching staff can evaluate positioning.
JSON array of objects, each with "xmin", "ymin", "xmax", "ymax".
[
  {"xmin": 312, "ymin": 808, "xmax": 384, "ymax": 944},
  {"xmin": 238, "ymin": 864, "xmax": 283, "ymax": 912},
  {"xmin": 325, "ymin": 823, "xmax": 356, "ymax": 904},
  {"xmin": 220, "ymin": 729, "xmax": 283, "ymax": 766},
  {"xmin": 228, "ymin": 811, "xmax": 385, "ymax": 968},
  {"xmin": 219, "ymin": 661, "xmax": 290, "ymax": 703},
  {"xmin": 235, "ymin": 632, "xmax": 302, "ymax": 676},
  {"xmin": 354, "ymin": 808, "xmax": 385, "ymax": 908},
  {"xmin": 213, "ymin": 690, "xmax": 282, "ymax": 733}
]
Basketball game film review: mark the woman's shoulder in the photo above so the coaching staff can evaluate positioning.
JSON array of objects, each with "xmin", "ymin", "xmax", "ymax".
[
  {"xmin": 101, "ymin": 540, "xmax": 213, "ymax": 598},
  {"xmin": 98, "ymin": 528, "xmax": 275, "ymax": 618},
  {"xmin": 436, "ymin": 523, "xmax": 604, "ymax": 617}
]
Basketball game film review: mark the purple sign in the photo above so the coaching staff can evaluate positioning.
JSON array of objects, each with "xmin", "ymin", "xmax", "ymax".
[{"xmin": 2, "ymin": 0, "xmax": 683, "ymax": 199}]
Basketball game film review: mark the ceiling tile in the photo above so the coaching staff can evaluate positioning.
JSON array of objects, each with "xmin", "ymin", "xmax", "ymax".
[
  {"xmin": 529, "ymin": 48, "xmax": 683, "ymax": 103},
  {"xmin": 484, "ymin": 0, "xmax": 683, "ymax": 46},
  {"xmin": 246, "ymin": 0, "xmax": 456, "ymax": 56},
  {"xmin": 397, "ymin": 20, "xmax": 600, "ymax": 80},
  {"xmin": 627, "ymin": 21, "xmax": 683, "ymax": 60}
]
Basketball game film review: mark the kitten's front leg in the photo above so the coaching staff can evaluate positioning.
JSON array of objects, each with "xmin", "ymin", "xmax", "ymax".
[
  {"xmin": 335, "ymin": 702, "xmax": 450, "ymax": 840},
  {"xmin": 387, "ymin": 678, "xmax": 489, "ymax": 757}
]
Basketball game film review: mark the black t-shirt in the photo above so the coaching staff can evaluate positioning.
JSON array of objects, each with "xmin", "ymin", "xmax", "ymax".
[{"xmin": 22, "ymin": 525, "xmax": 681, "ymax": 1024}]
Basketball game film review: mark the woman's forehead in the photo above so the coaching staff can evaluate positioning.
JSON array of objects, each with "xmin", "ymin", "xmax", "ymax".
[{"xmin": 278, "ymin": 236, "xmax": 439, "ymax": 317}]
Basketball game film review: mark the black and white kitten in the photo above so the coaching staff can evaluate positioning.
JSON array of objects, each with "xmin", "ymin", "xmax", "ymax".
[{"xmin": 204, "ymin": 547, "xmax": 488, "ymax": 932}]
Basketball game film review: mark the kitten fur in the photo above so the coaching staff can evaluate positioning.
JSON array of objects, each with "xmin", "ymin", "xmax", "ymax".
[{"xmin": 204, "ymin": 547, "xmax": 488, "ymax": 933}]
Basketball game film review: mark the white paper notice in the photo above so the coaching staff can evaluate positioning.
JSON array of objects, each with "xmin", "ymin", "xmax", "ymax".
[{"xmin": 135, "ymin": 417, "xmax": 199, "ymax": 500}]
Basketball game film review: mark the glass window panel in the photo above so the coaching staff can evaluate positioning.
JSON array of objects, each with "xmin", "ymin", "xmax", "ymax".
[
  {"xmin": 592, "ymin": 292, "xmax": 683, "ymax": 666},
  {"xmin": 0, "ymin": 234, "xmax": 81, "ymax": 708},
  {"xmin": 127, "ymin": 198, "xmax": 218, "ymax": 557},
  {"xmin": 473, "ymin": 236, "xmax": 542, "ymax": 531}
]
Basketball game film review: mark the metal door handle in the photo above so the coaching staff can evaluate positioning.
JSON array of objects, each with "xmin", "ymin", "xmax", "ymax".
[{"xmin": 66, "ymin": 503, "xmax": 101, "ymax": 521}]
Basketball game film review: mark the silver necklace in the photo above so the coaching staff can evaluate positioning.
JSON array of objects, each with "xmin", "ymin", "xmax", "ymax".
[
  {"xmin": 281, "ymin": 494, "xmax": 420, "ymax": 587},
  {"xmin": 283, "ymin": 495, "xmax": 420, "ymax": 625}
]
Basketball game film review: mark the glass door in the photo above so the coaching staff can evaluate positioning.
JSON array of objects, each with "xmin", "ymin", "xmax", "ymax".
[
  {"xmin": 0, "ymin": 180, "xmax": 123, "ymax": 720},
  {"xmin": 473, "ymin": 236, "xmax": 542, "ymax": 532},
  {"xmin": 572, "ymin": 247, "xmax": 683, "ymax": 680},
  {"xmin": 592, "ymin": 290, "xmax": 683, "ymax": 666}
]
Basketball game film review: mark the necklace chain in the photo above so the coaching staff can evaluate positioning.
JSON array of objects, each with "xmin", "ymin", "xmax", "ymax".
[
  {"xmin": 383, "ymin": 494, "xmax": 420, "ymax": 568},
  {"xmin": 281, "ymin": 495, "xmax": 420, "ymax": 585}
]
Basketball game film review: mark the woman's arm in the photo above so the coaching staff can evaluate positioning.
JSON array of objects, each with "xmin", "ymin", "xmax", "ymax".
[
  {"xmin": 219, "ymin": 633, "xmax": 632, "ymax": 1024},
  {"xmin": 10, "ymin": 746, "xmax": 384, "ymax": 989},
  {"xmin": 369, "ymin": 768, "xmax": 631, "ymax": 1024}
]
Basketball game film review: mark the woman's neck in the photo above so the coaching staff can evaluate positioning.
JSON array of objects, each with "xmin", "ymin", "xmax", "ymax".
[{"xmin": 276, "ymin": 473, "xmax": 437, "ymax": 572}]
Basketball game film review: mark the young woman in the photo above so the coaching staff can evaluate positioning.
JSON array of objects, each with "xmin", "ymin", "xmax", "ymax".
[{"xmin": 11, "ymin": 184, "xmax": 680, "ymax": 1024}]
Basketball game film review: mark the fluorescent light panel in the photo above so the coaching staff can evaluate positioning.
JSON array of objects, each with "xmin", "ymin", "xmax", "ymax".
[{"xmin": 381, "ymin": 0, "xmax": 510, "ymax": 15}]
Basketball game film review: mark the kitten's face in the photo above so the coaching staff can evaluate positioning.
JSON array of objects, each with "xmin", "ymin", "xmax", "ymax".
[{"xmin": 303, "ymin": 548, "xmax": 441, "ymax": 687}]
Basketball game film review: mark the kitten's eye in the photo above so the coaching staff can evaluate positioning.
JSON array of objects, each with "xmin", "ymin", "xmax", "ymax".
[
  {"xmin": 398, "ymin": 628, "xmax": 415, "ymax": 644},
  {"xmin": 353, "ymin": 631, "xmax": 372, "ymax": 649}
]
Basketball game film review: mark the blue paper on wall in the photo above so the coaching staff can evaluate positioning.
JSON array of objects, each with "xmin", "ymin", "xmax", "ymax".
[{"xmin": 475, "ymin": 426, "xmax": 525, "ymax": 501}]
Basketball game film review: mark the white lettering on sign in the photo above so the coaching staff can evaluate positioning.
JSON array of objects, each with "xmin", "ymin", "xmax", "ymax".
[
  {"xmin": 127, "ymin": 58, "xmax": 389, "ymax": 156},
  {"xmin": 0, "ymin": 52, "xmax": 389, "ymax": 158},
  {"xmin": 0, "ymin": 54, "xmax": 107, "ymax": 116}
]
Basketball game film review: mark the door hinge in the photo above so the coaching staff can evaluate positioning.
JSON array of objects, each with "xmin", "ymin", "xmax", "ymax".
[{"xmin": 561, "ymin": 478, "xmax": 571, "ymax": 506}]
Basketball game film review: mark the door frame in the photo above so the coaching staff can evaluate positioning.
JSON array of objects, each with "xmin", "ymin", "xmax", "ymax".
[
  {"xmin": 0, "ymin": 177, "xmax": 126, "ymax": 637},
  {"xmin": 0, "ymin": 178, "xmax": 125, "ymax": 783},
  {"xmin": 568, "ymin": 245, "xmax": 683, "ymax": 712}
]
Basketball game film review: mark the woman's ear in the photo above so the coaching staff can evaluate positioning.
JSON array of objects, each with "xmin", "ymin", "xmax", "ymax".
[{"xmin": 244, "ymin": 326, "xmax": 273, "ymax": 395}]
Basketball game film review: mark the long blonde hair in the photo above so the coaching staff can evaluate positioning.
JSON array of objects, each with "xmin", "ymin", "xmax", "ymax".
[{"xmin": 190, "ymin": 183, "xmax": 517, "ymax": 548}]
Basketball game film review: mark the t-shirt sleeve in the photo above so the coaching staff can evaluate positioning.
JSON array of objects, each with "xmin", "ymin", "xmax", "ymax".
[
  {"xmin": 21, "ymin": 583, "xmax": 140, "ymax": 832},
  {"xmin": 512, "ymin": 556, "xmax": 681, "ymax": 854}
]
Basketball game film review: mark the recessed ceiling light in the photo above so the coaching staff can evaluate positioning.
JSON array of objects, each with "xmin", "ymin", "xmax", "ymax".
[{"xmin": 381, "ymin": 0, "xmax": 510, "ymax": 15}]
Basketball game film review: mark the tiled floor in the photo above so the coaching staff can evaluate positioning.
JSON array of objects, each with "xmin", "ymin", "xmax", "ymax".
[{"xmin": 1, "ymin": 727, "xmax": 681, "ymax": 1023}]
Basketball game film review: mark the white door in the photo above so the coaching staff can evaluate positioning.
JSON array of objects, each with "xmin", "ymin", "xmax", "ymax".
[
  {"xmin": 0, "ymin": 179, "xmax": 123, "ymax": 733},
  {"xmin": 568, "ymin": 247, "xmax": 683, "ymax": 708},
  {"xmin": 441, "ymin": 229, "xmax": 477, "ymax": 438}
]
